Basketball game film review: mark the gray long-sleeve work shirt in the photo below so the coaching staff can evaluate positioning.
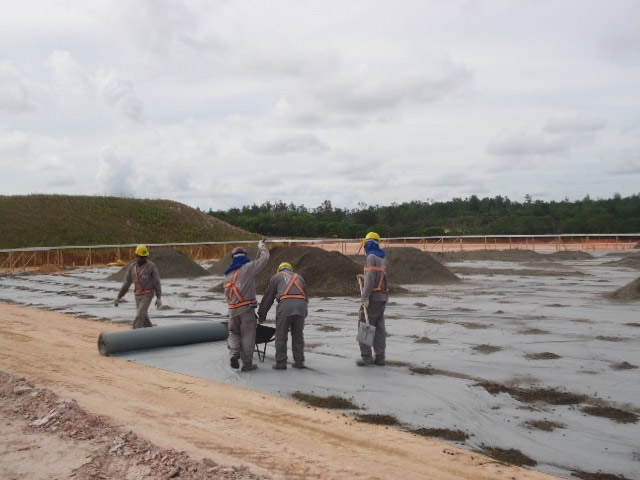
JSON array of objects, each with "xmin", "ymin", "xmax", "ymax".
[
  {"xmin": 118, "ymin": 260, "xmax": 162, "ymax": 299},
  {"xmin": 258, "ymin": 269, "xmax": 308, "ymax": 321},
  {"xmin": 361, "ymin": 253, "xmax": 388, "ymax": 303},
  {"xmin": 224, "ymin": 243, "xmax": 270, "ymax": 317}
]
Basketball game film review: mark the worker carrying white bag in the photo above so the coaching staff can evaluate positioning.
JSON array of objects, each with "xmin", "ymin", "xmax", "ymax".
[{"xmin": 356, "ymin": 232, "xmax": 389, "ymax": 366}]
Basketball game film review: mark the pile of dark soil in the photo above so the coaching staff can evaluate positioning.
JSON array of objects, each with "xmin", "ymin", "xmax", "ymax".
[
  {"xmin": 212, "ymin": 246, "xmax": 407, "ymax": 297},
  {"xmin": 581, "ymin": 406, "xmax": 638, "ymax": 424},
  {"xmin": 605, "ymin": 253, "xmax": 640, "ymax": 269},
  {"xmin": 355, "ymin": 414, "xmax": 400, "ymax": 425},
  {"xmin": 434, "ymin": 250, "xmax": 545, "ymax": 263},
  {"xmin": 607, "ymin": 276, "xmax": 640, "ymax": 301},
  {"xmin": 547, "ymin": 251, "xmax": 593, "ymax": 260},
  {"xmin": 409, "ymin": 366, "xmax": 434, "ymax": 376},
  {"xmin": 610, "ymin": 361, "xmax": 637, "ymax": 370},
  {"xmin": 473, "ymin": 344, "xmax": 502, "ymax": 354},
  {"xmin": 476, "ymin": 382, "xmax": 586, "ymax": 405},
  {"xmin": 523, "ymin": 420, "xmax": 564, "ymax": 432},
  {"xmin": 107, "ymin": 249, "xmax": 211, "ymax": 281},
  {"xmin": 572, "ymin": 469, "xmax": 632, "ymax": 480},
  {"xmin": 208, "ymin": 247, "xmax": 259, "ymax": 274},
  {"xmin": 352, "ymin": 247, "xmax": 460, "ymax": 284},
  {"xmin": 414, "ymin": 336, "xmax": 439, "ymax": 344},
  {"xmin": 479, "ymin": 446, "xmax": 537, "ymax": 467},
  {"xmin": 450, "ymin": 266, "xmax": 585, "ymax": 277},
  {"xmin": 291, "ymin": 391, "xmax": 359, "ymax": 410},
  {"xmin": 525, "ymin": 352, "xmax": 561, "ymax": 360},
  {"xmin": 411, "ymin": 427, "xmax": 468, "ymax": 442}
]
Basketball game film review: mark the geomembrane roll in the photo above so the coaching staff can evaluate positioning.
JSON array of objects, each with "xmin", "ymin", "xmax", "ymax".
[{"xmin": 98, "ymin": 321, "xmax": 228, "ymax": 356}]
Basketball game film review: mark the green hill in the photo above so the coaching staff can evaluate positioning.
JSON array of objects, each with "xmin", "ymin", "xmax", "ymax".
[{"xmin": 0, "ymin": 195, "xmax": 257, "ymax": 248}]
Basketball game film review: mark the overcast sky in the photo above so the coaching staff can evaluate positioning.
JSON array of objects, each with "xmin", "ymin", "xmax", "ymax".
[{"xmin": 1, "ymin": 0, "xmax": 639, "ymax": 210}]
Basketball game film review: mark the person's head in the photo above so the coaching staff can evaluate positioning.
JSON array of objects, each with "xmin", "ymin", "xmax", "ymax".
[
  {"xmin": 135, "ymin": 244, "xmax": 150, "ymax": 264},
  {"xmin": 362, "ymin": 231, "xmax": 381, "ymax": 253},
  {"xmin": 277, "ymin": 262, "xmax": 293, "ymax": 273},
  {"xmin": 231, "ymin": 246, "xmax": 248, "ymax": 263}
]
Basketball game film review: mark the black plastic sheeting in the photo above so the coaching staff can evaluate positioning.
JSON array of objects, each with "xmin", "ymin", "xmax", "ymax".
[{"xmin": 98, "ymin": 322, "xmax": 228, "ymax": 356}]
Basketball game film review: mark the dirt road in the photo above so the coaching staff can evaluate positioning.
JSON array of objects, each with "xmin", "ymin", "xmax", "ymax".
[{"xmin": 0, "ymin": 302, "xmax": 558, "ymax": 480}]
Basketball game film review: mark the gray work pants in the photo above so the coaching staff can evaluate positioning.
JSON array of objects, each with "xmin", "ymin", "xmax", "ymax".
[
  {"xmin": 275, "ymin": 314, "xmax": 305, "ymax": 365},
  {"xmin": 358, "ymin": 301, "xmax": 386, "ymax": 360},
  {"xmin": 133, "ymin": 294, "xmax": 153, "ymax": 329},
  {"xmin": 228, "ymin": 310, "xmax": 257, "ymax": 366}
]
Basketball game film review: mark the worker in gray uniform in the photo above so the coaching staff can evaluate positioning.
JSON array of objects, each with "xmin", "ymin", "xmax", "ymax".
[
  {"xmin": 357, "ymin": 232, "xmax": 388, "ymax": 366},
  {"xmin": 114, "ymin": 244, "xmax": 162, "ymax": 329},
  {"xmin": 224, "ymin": 239, "xmax": 269, "ymax": 372},
  {"xmin": 258, "ymin": 262, "xmax": 308, "ymax": 370}
]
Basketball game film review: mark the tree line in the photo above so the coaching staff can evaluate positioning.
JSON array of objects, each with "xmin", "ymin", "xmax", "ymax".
[{"xmin": 209, "ymin": 194, "xmax": 640, "ymax": 238}]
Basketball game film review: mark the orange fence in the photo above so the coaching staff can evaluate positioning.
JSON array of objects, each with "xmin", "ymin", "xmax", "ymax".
[{"xmin": 1, "ymin": 234, "xmax": 638, "ymax": 272}]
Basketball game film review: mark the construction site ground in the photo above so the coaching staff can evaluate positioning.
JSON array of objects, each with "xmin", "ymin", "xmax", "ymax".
[{"xmin": 1, "ymin": 250, "xmax": 639, "ymax": 479}]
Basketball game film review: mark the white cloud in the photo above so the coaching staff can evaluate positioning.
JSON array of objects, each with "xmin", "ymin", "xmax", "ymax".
[
  {"xmin": 609, "ymin": 147, "xmax": 640, "ymax": 174},
  {"xmin": 544, "ymin": 116, "xmax": 607, "ymax": 134},
  {"xmin": 96, "ymin": 146, "xmax": 136, "ymax": 196},
  {"xmin": 0, "ymin": 62, "xmax": 36, "ymax": 113},
  {"xmin": 1, "ymin": 1, "xmax": 640, "ymax": 208},
  {"xmin": 47, "ymin": 50, "xmax": 143, "ymax": 122},
  {"xmin": 487, "ymin": 131, "xmax": 570, "ymax": 157},
  {"xmin": 273, "ymin": 57, "xmax": 472, "ymax": 128},
  {"xmin": 246, "ymin": 133, "xmax": 329, "ymax": 155}
]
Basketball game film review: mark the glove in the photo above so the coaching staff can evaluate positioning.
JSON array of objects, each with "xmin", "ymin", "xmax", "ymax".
[
  {"xmin": 113, "ymin": 297, "xmax": 120, "ymax": 307},
  {"xmin": 155, "ymin": 297, "xmax": 162, "ymax": 309},
  {"xmin": 258, "ymin": 239, "xmax": 266, "ymax": 249}
]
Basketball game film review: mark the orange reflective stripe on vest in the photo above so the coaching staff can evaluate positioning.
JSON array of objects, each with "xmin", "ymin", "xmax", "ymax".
[
  {"xmin": 134, "ymin": 264, "xmax": 153, "ymax": 295},
  {"xmin": 364, "ymin": 262, "xmax": 388, "ymax": 293},
  {"xmin": 224, "ymin": 269, "xmax": 257, "ymax": 309},
  {"xmin": 280, "ymin": 272, "xmax": 307, "ymax": 301}
]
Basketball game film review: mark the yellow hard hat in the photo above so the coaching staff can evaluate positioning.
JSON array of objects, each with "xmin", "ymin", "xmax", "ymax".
[
  {"xmin": 278, "ymin": 262, "xmax": 293, "ymax": 272},
  {"xmin": 135, "ymin": 245, "xmax": 150, "ymax": 257},
  {"xmin": 362, "ymin": 232, "xmax": 381, "ymax": 244}
]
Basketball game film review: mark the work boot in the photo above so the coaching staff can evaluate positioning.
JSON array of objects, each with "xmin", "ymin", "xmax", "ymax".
[
  {"xmin": 356, "ymin": 358, "xmax": 374, "ymax": 366},
  {"xmin": 272, "ymin": 363, "xmax": 287, "ymax": 370},
  {"xmin": 241, "ymin": 363, "xmax": 258, "ymax": 372},
  {"xmin": 373, "ymin": 357, "xmax": 385, "ymax": 366},
  {"xmin": 292, "ymin": 362, "xmax": 306, "ymax": 369},
  {"xmin": 230, "ymin": 357, "xmax": 240, "ymax": 369}
]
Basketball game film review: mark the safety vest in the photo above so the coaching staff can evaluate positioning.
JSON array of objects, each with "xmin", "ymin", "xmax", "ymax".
[
  {"xmin": 364, "ymin": 260, "xmax": 388, "ymax": 293},
  {"xmin": 224, "ymin": 269, "xmax": 257, "ymax": 309},
  {"xmin": 279, "ymin": 271, "xmax": 307, "ymax": 301},
  {"xmin": 134, "ymin": 263, "xmax": 153, "ymax": 296}
]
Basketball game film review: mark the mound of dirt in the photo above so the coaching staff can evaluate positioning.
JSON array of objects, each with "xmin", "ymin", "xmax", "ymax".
[
  {"xmin": 213, "ymin": 246, "xmax": 407, "ymax": 297},
  {"xmin": 351, "ymin": 247, "xmax": 459, "ymax": 285},
  {"xmin": 36, "ymin": 264, "xmax": 66, "ymax": 274},
  {"xmin": 107, "ymin": 249, "xmax": 211, "ymax": 281},
  {"xmin": 434, "ymin": 250, "xmax": 545, "ymax": 263},
  {"xmin": 605, "ymin": 253, "xmax": 640, "ymax": 269},
  {"xmin": 208, "ymin": 246, "xmax": 259, "ymax": 275},
  {"xmin": 547, "ymin": 251, "xmax": 593, "ymax": 260},
  {"xmin": 607, "ymin": 276, "xmax": 640, "ymax": 301}
]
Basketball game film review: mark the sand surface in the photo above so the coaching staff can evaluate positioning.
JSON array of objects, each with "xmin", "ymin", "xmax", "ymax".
[{"xmin": 0, "ymin": 302, "xmax": 554, "ymax": 480}]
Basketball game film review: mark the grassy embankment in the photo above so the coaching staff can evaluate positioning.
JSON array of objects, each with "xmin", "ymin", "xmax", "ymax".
[{"xmin": 0, "ymin": 195, "xmax": 257, "ymax": 249}]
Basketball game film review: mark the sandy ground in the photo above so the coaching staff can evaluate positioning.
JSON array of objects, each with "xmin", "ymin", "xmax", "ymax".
[{"xmin": 0, "ymin": 302, "xmax": 555, "ymax": 480}]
